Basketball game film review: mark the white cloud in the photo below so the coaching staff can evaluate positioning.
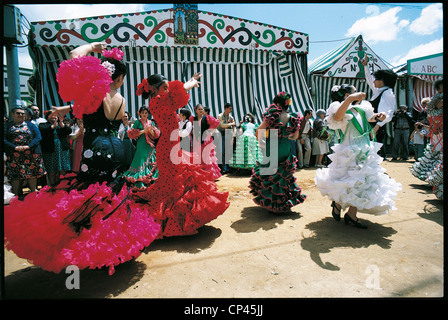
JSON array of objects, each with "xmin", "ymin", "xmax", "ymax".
[
  {"xmin": 390, "ymin": 37, "xmax": 443, "ymax": 66},
  {"xmin": 345, "ymin": 6, "xmax": 410, "ymax": 44},
  {"xmin": 409, "ymin": 3, "xmax": 443, "ymax": 35},
  {"xmin": 12, "ymin": 4, "xmax": 148, "ymax": 69}
]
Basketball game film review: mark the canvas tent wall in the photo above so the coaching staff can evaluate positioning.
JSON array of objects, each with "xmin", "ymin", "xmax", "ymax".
[
  {"xmin": 308, "ymin": 35, "xmax": 391, "ymax": 109},
  {"xmin": 407, "ymin": 53, "xmax": 443, "ymax": 113},
  {"xmin": 308, "ymin": 35, "xmax": 397, "ymax": 146},
  {"xmin": 28, "ymin": 7, "xmax": 314, "ymax": 124}
]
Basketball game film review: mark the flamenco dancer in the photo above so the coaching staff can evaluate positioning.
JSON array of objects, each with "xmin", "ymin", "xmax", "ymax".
[
  {"xmin": 249, "ymin": 92, "xmax": 306, "ymax": 213},
  {"xmin": 134, "ymin": 74, "xmax": 230, "ymax": 237},
  {"xmin": 4, "ymin": 43, "xmax": 160, "ymax": 275},
  {"xmin": 123, "ymin": 106, "xmax": 160, "ymax": 193},
  {"xmin": 229, "ymin": 113, "xmax": 263, "ymax": 171},
  {"xmin": 411, "ymin": 79, "xmax": 443, "ymax": 199},
  {"xmin": 315, "ymin": 85, "xmax": 402, "ymax": 229},
  {"xmin": 190, "ymin": 104, "xmax": 222, "ymax": 179}
]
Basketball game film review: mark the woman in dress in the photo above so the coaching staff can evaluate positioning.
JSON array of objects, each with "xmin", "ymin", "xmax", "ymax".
[
  {"xmin": 312, "ymin": 109, "xmax": 330, "ymax": 168},
  {"xmin": 123, "ymin": 106, "xmax": 160, "ymax": 193},
  {"xmin": 411, "ymin": 78, "xmax": 443, "ymax": 199},
  {"xmin": 314, "ymin": 84, "xmax": 402, "ymax": 228},
  {"xmin": 4, "ymin": 107, "xmax": 46, "ymax": 196},
  {"xmin": 249, "ymin": 91, "xmax": 307, "ymax": 213},
  {"xmin": 190, "ymin": 104, "xmax": 222, "ymax": 179},
  {"xmin": 69, "ymin": 117, "xmax": 84, "ymax": 172},
  {"xmin": 135, "ymin": 73, "xmax": 230, "ymax": 237},
  {"xmin": 39, "ymin": 111, "xmax": 72, "ymax": 185},
  {"xmin": 4, "ymin": 43, "xmax": 160, "ymax": 275},
  {"xmin": 229, "ymin": 113, "xmax": 263, "ymax": 171}
]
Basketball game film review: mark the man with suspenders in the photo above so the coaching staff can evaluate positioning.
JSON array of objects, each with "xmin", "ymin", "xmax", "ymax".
[{"xmin": 361, "ymin": 58, "xmax": 398, "ymax": 159}]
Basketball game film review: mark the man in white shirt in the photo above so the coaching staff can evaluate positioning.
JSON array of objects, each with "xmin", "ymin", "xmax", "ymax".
[
  {"xmin": 296, "ymin": 109, "xmax": 313, "ymax": 168},
  {"xmin": 30, "ymin": 104, "xmax": 47, "ymax": 126},
  {"xmin": 362, "ymin": 58, "xmax": 397, "ymax": 158}
]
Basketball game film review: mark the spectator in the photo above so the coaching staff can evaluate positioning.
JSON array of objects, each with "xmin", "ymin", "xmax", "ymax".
[
  {"xmin": 123, "ymin": 106, "xmax": 160, "ymax": 192},
  {"xmin": 312, "ymin": 109, "xmax": 330, "ymax": 167},
  {"xmin": 178, "ymin": 108, "xmax": 192, "ymax": 152},
  {"xmin": 410, "ymin": 122, "xmax": 427, "ymax": 160},
  {"xmin": 229, "ymin": 113, "xmax": 263, "ymax": 170},
  {"xmin": 69, "ymin": 117, "xmax": 84, "ymax": 172},
  {"xmin": 23, "ymin": 107, "xmax": 33, "ymax": 122},
  {"xmin": 217, "ymin": 103, "xmax": 235, "ymax": 174},
  {"xmin": 118, "ymin": 111, "xmax": 136, "ymax": 167},
  {"xmin": 39, "ymin": 111, "xmax": 72, "ymax": 186},
  {"xmin": 30, "ymin": 104, "xmax": 47, "ymax": 126},
  {"xmin": 297, "ymin": 109, "xmax": 313, "ymax": 168},
  {"xmin": 391, "ymin": 105, "xmax": 414, "ymax": 161},
  {"xmin": 4, "ymin": 107, "xmax": 46, "ymax": 196},
  {"xmin": 190, "ymin": 104, "xmax": 221, "ymax": 179}
]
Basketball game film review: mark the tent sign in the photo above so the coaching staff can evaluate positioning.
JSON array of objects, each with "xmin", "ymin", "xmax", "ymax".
[
  {"xmin": 407, "ymin": 53, "xmax": 443, "ymax": 76},
  {"xmin": 324, "ymin": 36, "xmax": 389, "ymax": 78}
]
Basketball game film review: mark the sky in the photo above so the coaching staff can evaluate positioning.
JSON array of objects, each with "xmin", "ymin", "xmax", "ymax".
[{"xmin": 6, "ymin": 2, "xmax": 444, "ymax": 70}]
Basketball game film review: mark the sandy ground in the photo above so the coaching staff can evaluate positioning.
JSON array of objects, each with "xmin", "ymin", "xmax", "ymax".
[{"xmin": 3, "ymin": 160, "xmax": 444, "ymax": 300}]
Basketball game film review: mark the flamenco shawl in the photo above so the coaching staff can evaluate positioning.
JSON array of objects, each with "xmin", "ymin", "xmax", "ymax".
[
  {"xmin": 56, "ymin": 55, "xmax": 112, "ymax": 118},
  {"xmin": 4, "ymin": 180, "xmax": 161, "ymax": 275}
]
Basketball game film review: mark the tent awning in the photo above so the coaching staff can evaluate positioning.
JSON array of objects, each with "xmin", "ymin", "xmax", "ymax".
[
  {"xmin": 308, "ymin": 37, "xmax": 357, "ymax": 74},
  {"xmin": 308, "ymin": 35, "xmax": 389, "ymax": 78},
  {"xmin": 30, "ymin": 8, "xmax": 308, "ymax": 54},
  {"xmin": 33, "ymin": 45, "xmax": 314, "ymax": 123}
]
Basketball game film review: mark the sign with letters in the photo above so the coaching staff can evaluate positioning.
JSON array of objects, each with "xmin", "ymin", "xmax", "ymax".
[
  {"xmin": 407, "ymin": 53, "xmax": 443, "ymax": 76},
  {"xmin": 324, "ymin": 35, "xmax": 389, "ymax": 78}
]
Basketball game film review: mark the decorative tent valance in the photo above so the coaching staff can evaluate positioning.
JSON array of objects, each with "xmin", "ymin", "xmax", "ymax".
[{"xmin": 30, "ymin": 8, "xmax": 308, "ymax": 54}]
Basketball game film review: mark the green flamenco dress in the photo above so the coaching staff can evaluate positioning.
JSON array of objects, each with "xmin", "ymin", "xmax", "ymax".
[
  {"xmin": 230, "ymin": 122, "xmax": 263, "ymax": 170},
  {"xmin": 249, "ymin": 104, "xmax": 306, "ymax": 212},
  {"xmin": 123, "ymin": 119, "xmax": 159, "ymax": 192}
]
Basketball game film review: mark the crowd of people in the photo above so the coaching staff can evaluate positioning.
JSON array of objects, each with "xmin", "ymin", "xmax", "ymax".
[{"xmin": 3, "ymin": 42, "xmax": 442, "ymax": 276}]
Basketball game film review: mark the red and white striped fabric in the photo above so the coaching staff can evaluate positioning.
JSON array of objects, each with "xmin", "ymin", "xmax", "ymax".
[{"xmin": 412, "ymin": 75, "xmax": 441, "ymax": 112}]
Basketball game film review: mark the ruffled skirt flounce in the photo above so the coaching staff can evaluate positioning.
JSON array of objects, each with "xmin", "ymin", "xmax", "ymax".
[
  {"xmin": 230, "ymin": 135, "xmax": 263, "ymax": 170},
  {"xmin": 136, "ymin": 163, "xmax": 229, "ymax": 237},
  {"xmin": 315, "ymin": 141, "xmax": 401, "ymax": 215},
  {"xmin": 249, "ymin": 154, "xmax": 306, "ymax": 212},
  {"xmin": 4, "ymin": 180, "xmax": 160, "ymax": 275}
]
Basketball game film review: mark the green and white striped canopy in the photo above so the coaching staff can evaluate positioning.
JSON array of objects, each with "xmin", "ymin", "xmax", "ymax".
[
  {"xmin": 28, "ymin": 7, "xmax": 313, "ymax": 124},
  {"xmin": 32, "ymin": 45, "xmax": 314, "ymax": 124}
]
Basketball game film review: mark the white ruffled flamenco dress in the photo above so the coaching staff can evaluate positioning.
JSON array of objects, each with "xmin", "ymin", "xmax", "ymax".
[{"xmin": 315, "ymin": 100, "xmax": 402, "ymax": 215}]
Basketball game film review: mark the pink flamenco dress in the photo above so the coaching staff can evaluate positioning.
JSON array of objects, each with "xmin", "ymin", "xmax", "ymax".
[
  {"xmin": 4, "ymin": 51, "xmax": 160, "ymax": 276},
  {"xmin": 189, "ymin": 114, "xmax": 222, "ymax": 179},
  {"xmin": 135, "ymin": 81, "xmax": 230, "ymax": 237}
]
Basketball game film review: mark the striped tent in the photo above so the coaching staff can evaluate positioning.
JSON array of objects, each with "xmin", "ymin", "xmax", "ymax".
[
  {"xmin": 28, "ymin": 7, "xmax": 314, "ymax": 124},
  {"xmin": 308, "ymin": 35, "xmax": 391, "ymax": 109},
  {"xmin": 308, "ymin": 35, "xmax": 395, "ymax": 146},
  {"xmin": 411, "ymin": 75, "xmax": 441, "ymax": 112}
]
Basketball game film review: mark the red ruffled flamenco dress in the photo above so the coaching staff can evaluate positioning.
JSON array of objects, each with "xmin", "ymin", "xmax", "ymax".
[
  {"xmin": 189, "ymin": 114, "xmax": 222, "ymax": 180},
  {"xmin": 4, "ymin": 53, "xmax": 160, "ymax": 275},
  {"xmin": 134, "ymin": 80, "xmax": 230, "ymax": 237}
]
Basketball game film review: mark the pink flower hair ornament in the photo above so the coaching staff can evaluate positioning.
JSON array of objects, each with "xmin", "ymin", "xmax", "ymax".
[{"xmin": 102, "ymin": 47, "xmax": 125, "ymax": 61}]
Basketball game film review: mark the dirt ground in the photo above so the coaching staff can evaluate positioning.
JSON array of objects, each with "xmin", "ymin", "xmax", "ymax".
[{"xmin": 3, "ymin": 160, "xmax": 444, "ymax": 300}]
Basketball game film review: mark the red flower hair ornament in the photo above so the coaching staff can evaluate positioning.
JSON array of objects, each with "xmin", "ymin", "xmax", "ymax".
[{"xmin": 136, "ymin": 78, "xmax": 151, "ymax": 96}]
